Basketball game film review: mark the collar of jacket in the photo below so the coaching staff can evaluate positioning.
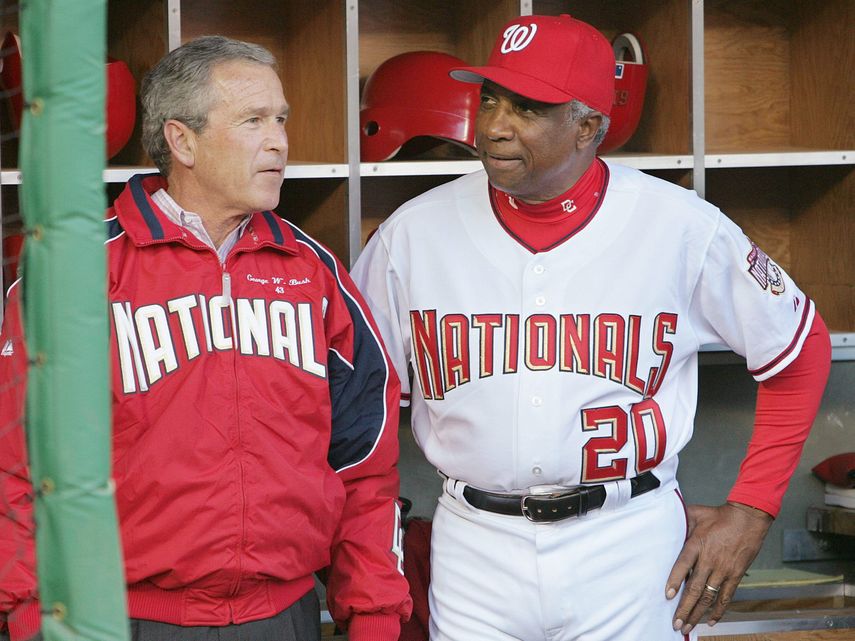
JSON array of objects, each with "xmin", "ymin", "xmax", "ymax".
[{"xmin": 112, "ymin": 173, "xmax": 300, "ymax": 256}]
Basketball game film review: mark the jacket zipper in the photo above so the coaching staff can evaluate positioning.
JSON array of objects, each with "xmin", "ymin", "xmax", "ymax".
[
  {"xmin": 221, "ymin": 257, "xmax": 247, "ymax": 605},
  {"xmin": 222, "ymin": 270, "xmax": 232, "ymax": 301}
]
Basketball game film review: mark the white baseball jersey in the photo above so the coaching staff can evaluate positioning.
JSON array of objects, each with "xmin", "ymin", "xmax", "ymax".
[{"xmin": 352, "ymin": 162, "xmax": 814, "ymax": 494}]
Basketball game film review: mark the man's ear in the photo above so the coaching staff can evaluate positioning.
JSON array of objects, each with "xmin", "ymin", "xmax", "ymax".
[
  {"xmin": 163, "ymin": 119, "xmax": 196, "ymax": 169},
  {"xmin": 577, "ymin": 112, "xmax": 603, "ymax": 150}
]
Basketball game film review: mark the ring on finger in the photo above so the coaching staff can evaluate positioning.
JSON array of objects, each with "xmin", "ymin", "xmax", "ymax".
[{"xmin": 704, "ymin": 584, "xmax": 720, "ymax": 594}]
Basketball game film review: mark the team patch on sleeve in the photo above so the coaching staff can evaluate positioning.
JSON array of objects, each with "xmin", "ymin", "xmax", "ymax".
[{"xmin": 746, "ymin": 239, "xmax": 785, "ymax": 295}]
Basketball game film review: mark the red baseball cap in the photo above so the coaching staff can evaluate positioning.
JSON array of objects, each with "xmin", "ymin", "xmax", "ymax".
[{"xmin": 451, "ymin": 14, "xmax": 615, "ymax": 115}]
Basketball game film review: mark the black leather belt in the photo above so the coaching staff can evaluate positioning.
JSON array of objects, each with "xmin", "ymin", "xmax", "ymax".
[{"xmin": 461, "ymin": 471, "xmax": 660, "ymax": 523}]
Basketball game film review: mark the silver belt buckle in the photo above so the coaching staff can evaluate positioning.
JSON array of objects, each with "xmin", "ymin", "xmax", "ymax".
[
  {"xmin": 520, "ymin": 487, "xmax": 588, "ymax": 522},
  {"xmin": 520, "ymin": 494, "xmax": 540, "ymax": 522}
]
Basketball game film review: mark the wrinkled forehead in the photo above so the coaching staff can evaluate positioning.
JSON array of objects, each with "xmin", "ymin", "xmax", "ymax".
[{"xmin": 208, "ymin": 60, "xmax": 288, "ymax": 111}]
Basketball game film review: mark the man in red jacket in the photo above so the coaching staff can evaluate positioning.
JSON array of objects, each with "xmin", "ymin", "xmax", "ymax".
[
  {"xmin": 0, "ymin": 278, "xmax": 38, "ymax": 641},
  {"xmin": 0, "ymin": 35, "xmax": 412, "ymax": 641}
]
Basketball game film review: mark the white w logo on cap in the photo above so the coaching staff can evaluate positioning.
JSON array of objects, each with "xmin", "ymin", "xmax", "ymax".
[{"xmin": 500, "ymin": 24, "xmax": 538, "ymax": 53}]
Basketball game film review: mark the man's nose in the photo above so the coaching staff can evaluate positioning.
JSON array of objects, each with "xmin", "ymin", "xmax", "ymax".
[{"xmin": 481, "ymin": 103, "xmax": 515, "ymax": 141}]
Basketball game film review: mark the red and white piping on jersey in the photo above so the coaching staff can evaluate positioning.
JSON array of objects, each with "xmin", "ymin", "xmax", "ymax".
[{"xmin": 748, "ymin": 297, "xmax": 814, "ymax": 381}]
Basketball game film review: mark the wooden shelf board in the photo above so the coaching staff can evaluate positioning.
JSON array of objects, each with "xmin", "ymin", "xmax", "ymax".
[
  {"xmin": 6, "ymin": 152, "xmax": 847, "ymax": 185},
  {"xmin": 284, "ymin": 163, "xmax": 349, "ymax": 179},
  {"xmin": 604, "ymin": 153, "xmax": 695, "ymax": 170},
  {"xmin": 361, "ymin": 160, "xmax": 482, "ymax": 177},
  {"xmin": 701, "ymin": 333, "xmax": 855, "ymax": 363},
  {"xmin": 706, "ymin": 150, "xmax": 855, "ymax": 169},
  {"xmin": 0, "ymin": 164, "xmax": 350, "ymax": 185},
  {"xmin": 362, "ymin": 154, "xmax": 694, "ymax": 177}
]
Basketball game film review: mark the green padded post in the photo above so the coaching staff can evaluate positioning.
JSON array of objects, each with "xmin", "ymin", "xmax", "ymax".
[{"xmin": 19, "ymin": 1, "xmax": 129, "ymax": 639}]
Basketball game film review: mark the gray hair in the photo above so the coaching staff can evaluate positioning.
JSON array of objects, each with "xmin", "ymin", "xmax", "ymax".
[
  {"xmin": 141, "ymin": 35, "xmax": 277, "ymax": 175},
  {"xmin": 568, "ymin": 100, "xmax": 611, "ymax": 147}
]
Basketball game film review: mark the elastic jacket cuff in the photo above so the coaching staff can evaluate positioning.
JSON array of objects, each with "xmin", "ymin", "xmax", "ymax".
[
  {"xmin": 8, "ymin": 599, "xmax": 40, "ymax": 641},
  {"xmin": 347, "ymin": 612, "xmax": 401, "ymax": 641}
]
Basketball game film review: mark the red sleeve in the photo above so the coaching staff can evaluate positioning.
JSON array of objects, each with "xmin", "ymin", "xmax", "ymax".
[
  {"xmin": 727, "ymin": 312, "xmax": 831, "ymax": 516},
  {"xmin": 0, "ymin": 282, "xmax": 41, "ymax": 641},
  {"xmin": 320, "ymin": 255, "xmax": 412, "ymax": 641}
]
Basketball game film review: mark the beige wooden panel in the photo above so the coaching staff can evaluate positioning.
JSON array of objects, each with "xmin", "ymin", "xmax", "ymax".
[
  {"xmin": 705, "ymin": 169, "xmax": 793, "ymax": 270},
  {"xmin": 454, "ymin": 0, "xmax": 519, "ymax": 67},
  {"xmin": 704, "ymin": 1, "xmax": 792, "ymax": 152},
  {"xmin": 360, "ymin": 1, "xmax": 464, "ymax": 79},
  {"xmin": 278, "ymin": 179, "xmax": 349, "ymax": 262},
  {"xmin": 360, "ymin": 174, "xmax": 460, "ymax": 246},
  {"xmin": 281, "ymin": 0, "xmax": 347, "ymax": 163},
  {"xmin": 179, "ymin": 0, "xmax": 290, "ymax": 60},
  {"xmin": 359, "ymin": 0, "xmax": 518, "ymax": 81},
  {"xmin": 544, "ymin": 0, "xmax": 691, "ymax": 154},
  {"xmin": 790, "ymin": 167, "xmax": 855, "ymax": 332},
  {"xmin": 181, "ymin": 0, "xmax": 346, "ymax": 163},
  {"xmin": 790, "ymin": 0, "xmax": 855, "ymax": 149}
]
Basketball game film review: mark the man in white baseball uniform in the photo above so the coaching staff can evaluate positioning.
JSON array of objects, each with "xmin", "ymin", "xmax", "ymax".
[{"xmin": 352, "ymin": 14, "xmax": 831, "ymax": 641}]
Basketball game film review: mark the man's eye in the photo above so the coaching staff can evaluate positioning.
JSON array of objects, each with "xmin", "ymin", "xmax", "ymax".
[
  {"xmin": 276, "ymin": 116, "xmax": 287, "ymax": 125},
  {"xmin": 246, "ymin": 117, "xmax": 261, "ymax": 124}
]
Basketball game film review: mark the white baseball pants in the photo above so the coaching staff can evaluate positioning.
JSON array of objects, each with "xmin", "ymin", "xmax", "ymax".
[{"xmin": 429, "ymin": 483, "xmax": 695, "ymax": 641}]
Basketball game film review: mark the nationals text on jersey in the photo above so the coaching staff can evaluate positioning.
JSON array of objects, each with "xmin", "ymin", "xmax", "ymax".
[
  {"xmin": 410, "ymin": 309, "xmax": 678, "ymax": 400},
  {"xmin": 112, "ymin": 294, "xmax": 327, "ymax": 394}
]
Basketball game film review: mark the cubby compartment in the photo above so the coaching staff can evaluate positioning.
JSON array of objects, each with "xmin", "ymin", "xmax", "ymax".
[
  {"xmin": 279, "ymin": 178, "xmax": 349, "ymax": 261},
  {"xmin": 1, "ymin": 185, "xmax": 21, "ymax": 290},
  {"xmin": 357, "ymin": 0, "xmax": 519, "ymax": 166},
  {"xmin": 110, "ymin": 0, "xmax": 350, "ymax": 167},
  {"xmin": 359, "ymin": 0, "xmax": 518, "ymax": 83},
  {"xmin": 0, "ymin": 10, "xmax": 22, "ymax": 171},
  {"xmin": 705, "ymin": 166, "xmax": 855, "ymax": 333},
  {"xmin": 360, "ymin": 174, "xmax": 461, "ymax": 244},
  {"xmin": 533, "ymin": 0, "xmax": 692, "ymax": 157},
  {"xmin": 181, "ymin": 0, "xmax": 347, "ymax": 165},
  {"xmin": 106, "ymin": 0, "xmax": 170, "ymax": 168},
  {"xmin": 634, "ymin": 167, "xmax": 693, "ymax": 190},
  {"xmin": 704, "ymin": 0, "xmax": 853, "ymax": 154}
]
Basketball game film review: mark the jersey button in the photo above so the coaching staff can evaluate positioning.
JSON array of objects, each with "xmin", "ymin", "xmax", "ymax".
[
  {"xmin": 535, "ymin": 296, "xmax": 546, "ymax": 306},
  {"xmin": 531, "ymin": 396, "xmax": 543, "ymax": 407},
  {"xmin": 532, "ymin": 466, "xmax": 543, "ymax": 475},
  {"xmin": 533, "ymin": 265, "xmax": 545, "ymax": 274}
]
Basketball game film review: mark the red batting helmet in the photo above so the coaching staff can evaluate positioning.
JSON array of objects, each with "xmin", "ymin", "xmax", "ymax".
[
  {"xmin": 106, "ymin": 58, "xmax": 136, "ymax": 159},
  {"xmin": 599, "ymin": 33, "xmax": 649, "ymax": 154},
  {"xmin": 360, "ymin": 51, "xmax": 480, "ymax": 162},
  {"xmin": 0, "ymin": 33, "xmax": 135, "ymax": 159},
  {"xmin": 0, "ymin": 32, "xmax": 23, "ymax": 129}
]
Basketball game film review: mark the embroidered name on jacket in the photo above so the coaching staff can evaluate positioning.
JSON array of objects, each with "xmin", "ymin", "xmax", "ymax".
[{"xmin": 112, "ymin": 294, "xmax": 326, "ymax": 394}]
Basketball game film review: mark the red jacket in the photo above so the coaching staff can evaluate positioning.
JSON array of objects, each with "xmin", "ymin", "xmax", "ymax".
[
  {"xmin": 1, "ymin": 174, "xmax": 413, "ymax": 640},
  {"xmin": 0, "ymin": 279, "xmax": 39, "ymax": 641}
]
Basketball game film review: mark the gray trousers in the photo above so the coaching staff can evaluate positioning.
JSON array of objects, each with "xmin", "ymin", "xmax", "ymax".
[
  {"xmin": 1, "ymin": 589, "xmax": 320, "ymax": 641},
  {"xmin": 130, "ymin": 589, "xmax": 321, "ymax": 641},
  {"xmin": 0, "ymin": 631, "xmax": 40, "ymax": 641}
]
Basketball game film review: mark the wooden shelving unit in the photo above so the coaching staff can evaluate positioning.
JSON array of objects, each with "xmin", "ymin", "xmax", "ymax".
[{"xmin": 0, "ymin": 0, "xmax": 852, "ymax": 354}]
